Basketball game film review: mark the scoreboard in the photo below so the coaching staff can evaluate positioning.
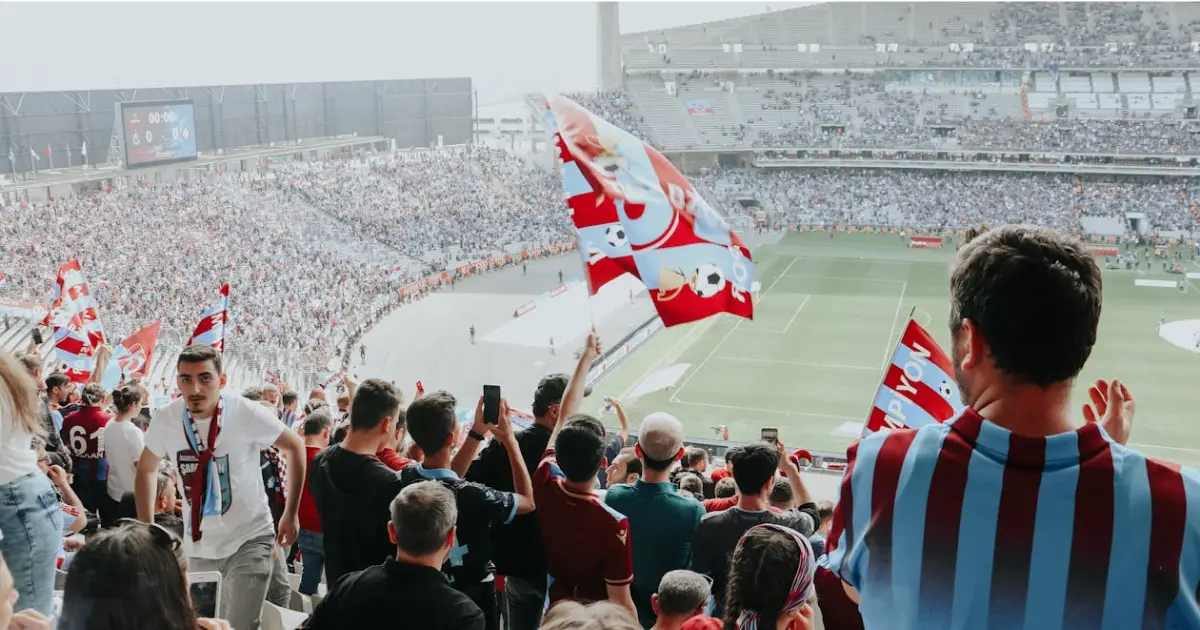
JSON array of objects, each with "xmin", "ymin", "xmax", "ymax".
[{"xmin": 120, "ymin": 100, "xmax": 198, "ymax": 168}]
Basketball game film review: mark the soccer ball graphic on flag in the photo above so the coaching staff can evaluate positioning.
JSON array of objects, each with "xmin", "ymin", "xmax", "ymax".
[
  {"xmin": 605, "ymin": 225, "xmax": 627, "ymax": 249},
  {"xmin": 938, "ymin": 380, "xmax": 954, "ymax": 399},
  {"xmin": 692, "ymin": 264, "xmax": 726, "ymax": 299}
]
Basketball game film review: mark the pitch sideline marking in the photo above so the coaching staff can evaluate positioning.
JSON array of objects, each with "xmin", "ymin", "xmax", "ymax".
[
  {"xmin": 669, "ymin": 256, "xmax": 800, "ymax": 404},
  {"xmin": 739, "ymin": 294, "xmax": 811, "ymax": 334},
  {"xmin": 669, "ymin": 397, "xmax": 862, "ymax": 422},
  {"xmin": 710, "ymin": 355, "xmax": 879, "ymax": 372}
]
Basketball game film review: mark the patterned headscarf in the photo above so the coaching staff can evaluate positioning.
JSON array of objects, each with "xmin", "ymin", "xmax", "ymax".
[{"xmin": 735, "ymin": 523, "xmax": 816, "ymax": 630}]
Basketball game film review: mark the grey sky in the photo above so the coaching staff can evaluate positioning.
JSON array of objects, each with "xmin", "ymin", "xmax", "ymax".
[{"xmin": 0, "ymin": 2, "xmax": 807, "ymax": 106}]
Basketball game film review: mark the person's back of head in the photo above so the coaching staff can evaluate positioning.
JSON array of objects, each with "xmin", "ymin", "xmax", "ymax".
[
  {"xmin": 679, "ymin": 475, "xmax": 703, "ymax": 497},
  {"xmin": 16, "ymin": 353, "xmax": 40, "ymax": 380},
  {"xmin": 59, "ymin": 521, "xmax": 196, "ymax": 630},
  {"xmin": 638, "ymin": 412, "xmax": 686, "ymax": 473},
  {"xmin": 652, "ymin": 570, "xmax": 711, "ymax": 625},
  {"xmin": 950, "ymin": 226, "xmax": 1101, "ymax": 404},
  {"xmin": 714, "ymin": 477, "xmax": 737, "ymax": 499},
  {"xmin": 81, "ymin": 382, "xmax": 106, "ymax": 406},
  {"xmin": 685, "ymin": 447, "xmax": 709, "ymax": 472},
  {"xmin": 282, "ymin": 390, "xmax": 299, "ymax": 409},
  {"xmin": 302, "ymin": 408, "xmax": 334, "ymax": 447},
  {"xmin": 112, "ymin": 385, "xmax": 140, "ymax": 416},
  {"xmin": 241, "ymin": 386, "xmax": 263, "ymax": 402},
  {"xmin": 541, "ymin": 601, "xmax": 641, "ymax": 630},
  {"xmin": 554, "ymin": 414, "xmax": 607, "ymax": 483},
  {"xmin": 816, "ymin": 500, "xmax": 834, "ymax": 533},
  {"xmin": 768, "ymin": 478, "xmax": 794, "ymax": 510},
  {"xmin": 724, "ymin": 524, "xmax": 816, "ymax": 630},
  {"xmin": 389, "ymin": 480, "xmax": 458, "ymax": 563},
  {"xmin": 349, "ymin": 378, "xmax": 401, "ymax": 433},
  {"xmin": 405, "ymin": 390, "xmax": 457, "ymax": 456},
  {"xmin": 725, "ymin": 442, "xmax": 778, "ymax": 498}
]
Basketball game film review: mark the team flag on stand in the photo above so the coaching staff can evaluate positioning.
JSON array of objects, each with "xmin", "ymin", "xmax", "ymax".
[
  {"xmin": 542, "ymin": 93, "xmax": 755, "ymax": 327},
  {"xmin": 864, "ymin": 319, "xmax": 967, "ymax": 436},
  {"xmin": 101, "ymin": 322, "xmax": 161, "ymax": 390},
  {"xmin": 187, "ymin": 284, "xmax": 229, "ymax": 353},
  {"xmin": 42, "ymin": 259, "xmax": 107, "ymax": 349},
  {"xmin": 53, "ymin": 327, "xmax": 99, "ymax": 383}
]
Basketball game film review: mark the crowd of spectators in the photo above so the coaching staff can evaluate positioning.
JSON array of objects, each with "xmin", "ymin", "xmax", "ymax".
[
  {"xmin": 696, "ymin": 167, "xmax": 1198, "ymax": 235},
  {"xmin": 0, "ymin": 147, "xmax": 574, "ymax": 374},
  {"xmin": 2, "ymin": 223, "xmax": 1198, "ymax": 630},
  {"xmin": 276, "ymin": 147, "xmax": 574, "ymax": 272}
]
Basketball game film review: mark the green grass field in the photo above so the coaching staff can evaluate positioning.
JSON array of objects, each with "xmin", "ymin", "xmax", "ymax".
[{"xmin": 590, "ymin": 233, "xmax": 1200, "ymax": 467}]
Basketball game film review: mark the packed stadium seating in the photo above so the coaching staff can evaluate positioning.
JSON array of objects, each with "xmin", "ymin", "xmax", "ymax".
[
  {"xmin": 608, "ymin": 2, "xmax": 1200, "ymax": 154},
  {"xmin": 0, "ymin": 148, "xmax": 572, "ymax": 389}
]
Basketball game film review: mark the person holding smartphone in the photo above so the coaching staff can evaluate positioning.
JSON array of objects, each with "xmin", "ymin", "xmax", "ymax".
[{"xmin": 401, "ymin": 389, "xmax": 536, "ymax": 629}]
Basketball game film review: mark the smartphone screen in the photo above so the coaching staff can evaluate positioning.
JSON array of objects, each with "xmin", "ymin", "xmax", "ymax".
[
  {"xmin": 761, "ymin": 427, "xmax": 778, "ymax": 445},
  {"xmin": 31, "ymin": 328, "xmax": 43, "ymax": 345},
  {"xmin": 190, "ymin": 580, "xmax": 219, "ymax": 618},
  {"xmin": 483, "ymin": 385, "xmax": 501, "ymax": 425}
]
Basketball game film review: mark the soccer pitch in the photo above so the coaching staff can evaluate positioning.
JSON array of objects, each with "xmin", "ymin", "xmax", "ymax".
[{"xmin": 590, "ymin": 233, "xmax": 1200, "ymax": 468}]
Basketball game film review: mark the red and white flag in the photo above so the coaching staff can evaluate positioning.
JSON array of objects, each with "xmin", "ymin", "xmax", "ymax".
[
  {"xmin": 187, "ymin": 284, "xmax": 230, "ymax": 353},
  {"xmin": 864, "ymin": 319, "xmax": 967, "ymax": 436}
]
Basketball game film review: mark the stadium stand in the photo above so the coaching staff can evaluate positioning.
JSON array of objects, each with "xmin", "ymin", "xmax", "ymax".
[{"xmin": 5, "ymin": 5, "xmax": 1200, "ymax": 630}]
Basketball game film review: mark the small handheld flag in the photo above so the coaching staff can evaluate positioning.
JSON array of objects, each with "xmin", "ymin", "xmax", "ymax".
[
  {"xmin": 542, "ymin": 93, "xmax": 754, "ymax": 328},
  {"xmin": 864, "ymin": 318, "xmax": 967, "ymax": 436},
  {"xmin": 187, "ymin": 284, "xmax": 230, "ymax": 353}
]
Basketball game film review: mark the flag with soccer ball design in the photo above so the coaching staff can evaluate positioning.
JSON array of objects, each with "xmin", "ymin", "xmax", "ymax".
[
  {"xmin": 543, "ymin": 93, "xmax": 754, "ymax": 327},
  {"xmin": 864, "ymin": 319, "xmax": 967, "ymax": 436}
]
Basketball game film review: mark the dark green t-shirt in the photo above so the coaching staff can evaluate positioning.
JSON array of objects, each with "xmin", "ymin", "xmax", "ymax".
[{"xmin": 604, "ymin": 479, "xmax": 705, "ymax": 628}]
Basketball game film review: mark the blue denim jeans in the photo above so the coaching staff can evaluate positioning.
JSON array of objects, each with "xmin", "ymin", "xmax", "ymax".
[
  {"xmin": 297, "ymin": 528, "xmax": 324, "ymax": 596},
  {"xmin": 0, "ymin": 472, "xmax": 63, "ymax": 616}
]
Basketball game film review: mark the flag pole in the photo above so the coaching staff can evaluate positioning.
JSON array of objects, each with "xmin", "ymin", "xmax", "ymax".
[{"xmin": 862, "ymin": 306, "xmax": 917, "ymax": 426}]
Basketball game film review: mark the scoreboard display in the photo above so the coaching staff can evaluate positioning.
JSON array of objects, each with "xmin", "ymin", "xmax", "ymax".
[{"xmin": 120, "ymin": 100, "xmax": 198, "ymax": 168}]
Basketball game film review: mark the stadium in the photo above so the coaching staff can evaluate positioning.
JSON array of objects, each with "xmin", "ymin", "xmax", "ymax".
[
  {"xmin": 2, "ymin": 1, "xmax": 1200, "ymax": 628},
  {"xmin": 5, "ymin": 1, "xmax": 1196, "ymax": 466}
]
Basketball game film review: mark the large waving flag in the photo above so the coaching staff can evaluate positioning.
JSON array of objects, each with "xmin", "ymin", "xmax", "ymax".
[
  {"xmin": 187, "ymin": 284, "xmax": 229, "ymax": 353},
  {"xmin": 864, "ymin": 319, "xmax": 967, "ymax": 435},
  {"xmin": 42, "ymin": 259, "xmax": 106, "ymax": 349},
  {"xmin": 543, "ymin": 93, "xmax": 754, "ymax": 327},
  {"xmin": 101, "ymin": 322, "xmax": 161, "ymax": 389}
]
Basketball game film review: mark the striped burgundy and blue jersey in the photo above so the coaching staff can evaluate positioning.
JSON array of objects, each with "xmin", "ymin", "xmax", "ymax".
[{"xmin": 824, "ymin": 408, "xmax": 1200, "ymax": 630}]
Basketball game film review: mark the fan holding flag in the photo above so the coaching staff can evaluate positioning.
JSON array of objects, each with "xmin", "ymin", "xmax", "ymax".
[{"xmin": 821, "ymin": 226, "xmax": 1187, "ymax": 630}]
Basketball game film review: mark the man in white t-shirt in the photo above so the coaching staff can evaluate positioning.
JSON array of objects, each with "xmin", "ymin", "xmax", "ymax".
[{"xmin": 134, "ymin": 344, "xmax": 307, "ymax": 630}]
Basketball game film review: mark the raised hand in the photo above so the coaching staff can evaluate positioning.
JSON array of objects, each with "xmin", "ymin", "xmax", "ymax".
[{"xmin": 1082, "ymin": 379, "xmax": 1134, "ymax": 446}]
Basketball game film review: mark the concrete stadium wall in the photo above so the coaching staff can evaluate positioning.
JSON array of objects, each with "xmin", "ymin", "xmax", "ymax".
[{"xmin": 0, "ymin": 78, "xmax": 472, "ymax": 174}]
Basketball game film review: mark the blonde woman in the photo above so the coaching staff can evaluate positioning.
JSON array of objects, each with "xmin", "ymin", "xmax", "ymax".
[{"xmin": 0, "ymin": 352, "xmax": 62, "ymax": 616}]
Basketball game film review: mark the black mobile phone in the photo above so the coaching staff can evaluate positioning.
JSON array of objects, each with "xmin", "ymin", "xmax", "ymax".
[
  {"xmin": 483, "ymin": 385, "xmax": 501, "ymax": 425},
  {"xmin": 761, "ymin": 427, "xmax": 778, "ymax": 445},
  {"xmin": 31, "ymin": 328, "xmax": 43, "ymax": 345}
]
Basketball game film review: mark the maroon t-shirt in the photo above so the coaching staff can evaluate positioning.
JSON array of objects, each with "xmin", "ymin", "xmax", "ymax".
[
  {"xmin": 62, "ymin": 405, "xmax": 112, "ymax": 479},
  {"xmin": 534, "ymin": 448, "xmax": 633, "ymax": 605}
]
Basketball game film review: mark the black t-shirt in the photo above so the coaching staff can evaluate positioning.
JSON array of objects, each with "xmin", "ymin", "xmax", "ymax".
[
  {"xmin": 670, "ymin": 469, "xmax": 715, "ymax": 499},
  {"xmin": 399, "ymin": 464, "xmax": 516, "ymax": 587},
  {"xmin": 304, "ymin": 559, "xmax": 484, "ymax": 630},
  {"xmin": 309, "ymin": 444, "xmax": 404, "ymax": 584},
  {"xmin": 692, "ymin": 504, "xmax": 820, "ymax": 617},
  {"xmin": 466, "ymin": 423, "xmax": 551, "ymax": 580}
]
